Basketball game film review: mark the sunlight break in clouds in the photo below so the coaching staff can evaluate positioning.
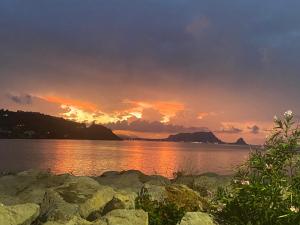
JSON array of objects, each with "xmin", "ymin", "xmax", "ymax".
[
  {"xmin": 40, "ymin": 95, "xmax": 186, "ymax": 125},
  {"xmin": 123, "ymin": 100, "xmax": 185, "ymax": 123}
]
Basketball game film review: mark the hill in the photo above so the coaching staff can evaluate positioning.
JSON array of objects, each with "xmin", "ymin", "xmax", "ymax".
[
  {"xmin": 0, "ymin": 109, "xmax": 121, "ymax": 140},
  {"xmin": 165, "ymin": 132, "xmax": 248, "ymax": 145},
  {"xmin": 165, "ymin": 131, "xmax": 224, "ymax": 144},
  {"xmin": 230, "ymin": 137, "xmax": 247, "ymax": 145}
]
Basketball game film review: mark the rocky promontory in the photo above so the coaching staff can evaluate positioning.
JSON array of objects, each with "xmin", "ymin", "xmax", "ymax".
[{"xmin": 0, "ymin": 170, "xmax": 230, "ymax": 225}]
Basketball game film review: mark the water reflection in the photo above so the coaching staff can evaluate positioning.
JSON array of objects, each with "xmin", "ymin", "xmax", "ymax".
[{"xmin": 0, "ymin": 140, "xmax": 250, "ymax": 177}]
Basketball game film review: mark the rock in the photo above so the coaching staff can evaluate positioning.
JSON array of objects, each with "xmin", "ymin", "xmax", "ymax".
[
  {"xmin": 102, "ymin": 209, "xmax": 148, "ymax": 225},
  {"xmin": 140, "ymin": 175, "xmax": 171, "ymax": 186},
  {"xmin": 0, "ymin": 174, "xmax": 37, "ymax": 196},
  {"xmin": 96, "ymin": 170, "xmax": 170, "ymax": 194},
  {"xmin": 0, "ymin": 194, "xmax": 20, "ymax": 205},
  {"xmin": 79, "ymin": 186, "xmax": 115, "ymax": 218},
  {"xmin": 42, "ymin": 216, "xmax": 92, "ymax": 225},
  {"xmin": 102, "ymin": 191, "xmax": 136, "ymax": 215},
  {"xmin": 96, "ymin": 171, "xmax": 144, "ymax": 193},
  {"xmin": 0, "ymin": 170, "xmax": 72, "ymax": 205},
  {"xmin": 40, "ymin": 176, "xmax": 116, "ymax": 222},
  {"xmin": 0, "ymin": 203, "xmax": 40, "ymax": 225},
  {"xmin": 192, "ymin": 174, "xmax": 231, "ymax": 197},
  {"xmin": 165, "ymin": 184, "xmax": 209, "ymax": 211},
  {"xmin": 100, "ymin": 171, "xmax": 120, "ymax": 177},
  {"xmin": 141, "ymin": 184, "xmax": 167, "ymax": 202},
  {"xmin": 39, "ymin": 189, "xmax": 79, "ymax": 222},
  {"xmin": 173, "ymin": 173, "xmax": 231, "ymax": 197},
  {"xmin": 87, "ymin": 190, "xmax": 137, "ymax": 221},
  {"xmin": 177, "ymin": 212, "xmax": 217, "ymax": 225}
]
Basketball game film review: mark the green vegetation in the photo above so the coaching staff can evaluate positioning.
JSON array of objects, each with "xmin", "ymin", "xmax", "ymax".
[
  {"xmin": 136, "ymin": 191, "xmax": 186, "ymax": 225},
  {"xmin": 215, "ymin": 111, "xmax": 300, "ymax": 225}
]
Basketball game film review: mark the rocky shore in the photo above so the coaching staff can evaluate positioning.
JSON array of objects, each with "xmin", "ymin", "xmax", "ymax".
[{"xmin": 0, "ymin": 170, "xmax": 231, "ymax": 225}]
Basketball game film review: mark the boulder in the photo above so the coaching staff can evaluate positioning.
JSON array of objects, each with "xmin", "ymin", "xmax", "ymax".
[
  {"xmin": 173, "ymin": 173, "xmax": 231, "ymax": 197},
  {"xmin": 177, "ymin": 212, "xmax": 217, "ymax": 225},
  {"xmin": 87, "ymin": 190, "xmax": 137, "ymax": 221},
  {"xmin": 100, "ymin": 171, "xmax": 120, "ymax": 177},
  {"xmin": 39, "ymin": 189, "xmax": 79, "ymax": 222},
  {"xmin": 0, "ymin": 194, "xmax": 20, "ymax": 205},
  {"xmin": 101, "ymin": 209, "xmax": 148, "ymax": 225},
  {"xmin": 140, "ymin": 175, "xmax": 171, "ymax": 186},
  {"xmin": 165, "ymin": 184, "xmax": 209, "ymax": 211},
  {"xmin": 0, "ymin": 170, "xmax": 72, "ymax": 205},
  {"xmin": 96, "ymin": 170, "xmax": 170, "ymax": 193},
  {"xmin": 0, "ymin": 174, "xmax": 37, "ymax": 196},
  {"xmin": 42, "ymin": 216, "xmax": 92, "ymax": 225},
  {"xmin": 79, "ymin": 186, "xmax": 115, "ymax": 218},
  {"xmin": 40, "ymin": 176, "xmax": 116, "ymax": 222},
  {"xmin": 140, "ymin": 184, "xmax": 167, "ymax": 202},
  {"xmin": 96, "ymin": 171, "xmax": 144, "ymax": 193},
  {"xmin": 0, "ymin": 203, "xmax": 40, "ymax": 225},
  {"xmin": 102, "ymin": 191, "xmax": 136, "ymax": 215}
]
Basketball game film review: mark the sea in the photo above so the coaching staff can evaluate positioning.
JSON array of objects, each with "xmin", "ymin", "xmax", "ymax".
[{"xmin": 0, "ymin": 139, "xmax": 252, "ymax": 178}]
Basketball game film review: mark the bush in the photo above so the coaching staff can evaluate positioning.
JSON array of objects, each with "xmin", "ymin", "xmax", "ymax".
[
  {"xmin": 216, "ymin": 111, "xmax": 300, "ymax": 225},
  {"xmin": 135, "ymin": 190, "xmax": 186, "ymax": 225}
]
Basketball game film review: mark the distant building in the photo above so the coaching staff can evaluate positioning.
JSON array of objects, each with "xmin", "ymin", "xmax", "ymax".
[{"xmin": 24, "ymin": 130, "xmax": 36, "ymax": 138}]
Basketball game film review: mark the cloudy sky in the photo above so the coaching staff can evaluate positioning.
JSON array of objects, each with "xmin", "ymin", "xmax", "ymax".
[{"xmin": 1, "ymin": 0, "xmax": 300, "ymax": 144}]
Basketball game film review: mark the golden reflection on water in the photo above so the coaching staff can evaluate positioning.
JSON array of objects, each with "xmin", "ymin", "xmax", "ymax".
[{"xmin": 0, "ymin": 140, "xmax": 250, "ymax": 178}]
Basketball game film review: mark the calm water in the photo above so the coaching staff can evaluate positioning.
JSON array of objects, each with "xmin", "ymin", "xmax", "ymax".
[{"xmin": 0, "ymin": 139, "xmax": 251, "ymax": 177}]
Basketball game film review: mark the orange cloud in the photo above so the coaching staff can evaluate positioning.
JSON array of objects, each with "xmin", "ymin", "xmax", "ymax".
[
  {"xmin": 40, "ymin": 95, "xmax": 185, "ymax": 125},
  {"xmin": 155, "ymin": 101, "xmax": 185, "ymax": 116},
  {"xmin": 41, "ymin": 96, "xmax": 98, "ymax": 112},
  {"xmin": 123, "ymin": 100, "xmax": 185, "ymax": 123},
  {"xmin": 197, "ymin": 112, "xmax": 217, "ymax": 120}
]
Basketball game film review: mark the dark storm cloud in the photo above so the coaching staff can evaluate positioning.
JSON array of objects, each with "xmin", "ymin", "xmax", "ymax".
[
  {"xmin": 7, "ymin": 94, "xmax": 32, "ymax": 105},
  {"xmin": 216, "ymin": 127, "xmax": 243, "ymax": 134},
  {"xmin": 1, "ymin": 0, "xmax": 300, "ymax": 89},
  {"xmin": 105, "ymin": 119, "xmax": 208, "ymax": 134}
]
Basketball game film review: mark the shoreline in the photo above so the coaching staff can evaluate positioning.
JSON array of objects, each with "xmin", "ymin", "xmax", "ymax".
[{"xmin": 0, "ymin": 169, "xmax": 229, "ymax": 225}]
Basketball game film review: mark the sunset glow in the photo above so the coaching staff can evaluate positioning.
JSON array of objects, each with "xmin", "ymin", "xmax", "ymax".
[{"xmin": 1, "ymin": 0, "xmax": 299, "ymax": 145}]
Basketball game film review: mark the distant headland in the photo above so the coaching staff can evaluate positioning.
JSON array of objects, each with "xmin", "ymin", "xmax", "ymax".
[{"xmin": 0, "ymin": 109, "xmax": 120, "ymax": 140}]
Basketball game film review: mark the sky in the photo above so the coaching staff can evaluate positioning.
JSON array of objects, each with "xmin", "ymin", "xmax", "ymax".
[{"xmin": 1, "ymin": 0, "xmax": 300, "ymax": 144}]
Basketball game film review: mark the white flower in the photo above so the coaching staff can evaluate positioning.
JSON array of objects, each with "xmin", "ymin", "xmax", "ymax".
[
  {"xmin": 290, "ymin": 206, "xmax": 299, "ymax": 213},
  {"xmin": 273, "ymin": 115, "xmax": 278, "ymax": 121},
  {"xmin": 241, "ymin": 180, "xmax": 250, "ymax": 185},
  {"xmin": 266, "ymin": 164, "xmax": 272, "ymax": 169},
  {"xmin": 284, "ymin": 110, "xmax": 293, "ymax": 117}
]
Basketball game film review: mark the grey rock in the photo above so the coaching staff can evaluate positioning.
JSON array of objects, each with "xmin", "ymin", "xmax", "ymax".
[
  {"xmin": 0, "ymin": 203, "xmax": 40, "ymax": 225},
  {"xmin": 102, "ymin": 209, "xmax": 148, "ymax": 225},
  {"xmin": 102, "ymin": 191, "xmax": 136, "ymax": 215},
  {"xmin": 42, "ymin": 216, "xmax": 92, "ymax": 225},
  {"xmin": 140, "ymin": 175, "xmax": 171, "ymax": 186},
  {"xmin": 141, "ymin": 184, "xmax": 167, "ymax": 202},
  {"xmin": 40, "ymin": 176, "xmax": 116, "ymax": 222},
  {"xmin": 0, "ymin": 169, "xmax": 72, "ymax": 205},
  {"xmin": 177, "ymin": 212, "xmax": 217, "ymax": 225},
  {"xmin": 173, "ymin": 174, "xmax": 231, "ymax": 197},
  {"xmin": 40, "ymin": 189, "xmax": 79, "ymax": 222},
  {"xmin": 96, "ymin": 171, "xmax": 144, "ymax": 193}
]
